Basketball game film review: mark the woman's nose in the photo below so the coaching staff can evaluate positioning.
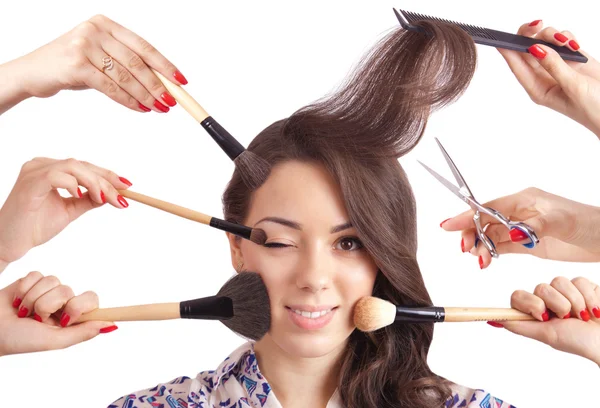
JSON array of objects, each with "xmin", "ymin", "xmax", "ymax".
[{"xmin": 295, "ymin": 246, "xmax": 333, "ymax": 293}]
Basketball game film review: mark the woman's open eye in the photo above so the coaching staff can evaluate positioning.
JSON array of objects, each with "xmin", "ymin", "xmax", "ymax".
[{"xmin": 335, "ymin": 236, "xmax": 364, "ymax": 251}]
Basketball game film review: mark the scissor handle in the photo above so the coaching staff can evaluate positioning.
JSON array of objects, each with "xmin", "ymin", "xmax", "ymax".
[
  {"xmin": 473, "ymin": 211, "xmax": 499, "ymax": 258},
  {"xmin": 507, "ymin": 222, "xmax": 540, "ymax": 249}
]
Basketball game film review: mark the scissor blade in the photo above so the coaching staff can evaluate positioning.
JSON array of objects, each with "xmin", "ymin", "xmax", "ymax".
[
  {"xmin": 434, "ymin": 138, "xmax": 475, "ymax": 199},
  {"xmin": 417, "ymin": 161, "xmax": 469, "ymax": 203}
]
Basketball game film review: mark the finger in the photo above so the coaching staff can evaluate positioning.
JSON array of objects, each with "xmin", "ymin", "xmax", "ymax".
[
  {"xmin": 102, "ymin": 36, "xmax": 177, "ymax": 110},
  {"xmin": 48, "ymin": 159, "xmax": 106, "ymax": 204},
  {"xmin": 60, "ymin": 291, "xmax": 100, "ymax": 326},
  {"xmin": 561, "ymin": 30, "xmax": 581, "ymax": 52},
  {"xmin": 571, "ymin": 277, "xmax": 600, "ymax": 320},
  {"xmin": 460, "ymin": 228, "xmax": 477, "ymax": 253},
  {"xmin": 533, "ymin": 283, "xmax": 572, "ymax": 319},
  {"xmin": 440, "ymin": 189, "xmax": 539, "ymax": 232},
  {"xmin": 535, "ymin": 26, "xmax": 571, "ymax": 46},
  {"xmin": 61, "ymin": 193, "xmax": 103, "ymax": 222},
  {"xmin": 496, "ymin": 20, "xmax": 546, "ymax": 96},
  {"xmin": 527, "ymin": 42, "xmax": 584, "ymax": 100},
  {"xmin": 24, "ymin": 168, "xmax": 80, "ymax": 200},
  {"xmin": 11, "ymin": 271, "xmax": 44, "ymax": 311},
  {"xmin": 79, "ymin": 161, "xmax": 132, "ymax": 209},
  {"xmin": 502, "ymin": 320, "xmax": 559, "ymax": 349},
  {"xmin": 19, "ymin": 275, "xmax": 62, "ymax": 320},
  {"xmin": 94, "ymin": 15, "xmax": 188, "ymax": 86},
  {"xmin": 510, "ymin": 289, "xmax": 548, "ymax": 321},
  {"xmin": 471, "ymin": 233, "xmax": 493, "ymax": 270},
  {"xmin": 550, "ymin": 276, "xmax": 589, "ymax": 321},
  {"xmin": 77, "ymin": 59, "xmax": 142, "ymax": 112},
  {"xmin": 41, "ymin": 321, "xmax": 119, "ymax": 352},
  {"xmin": 33, "ymin": 284, "xmax": 75, "ymax": 326}
]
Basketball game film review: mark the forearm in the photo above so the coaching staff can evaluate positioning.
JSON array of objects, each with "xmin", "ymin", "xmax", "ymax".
[{"xmin": 0, "ymin": 57, "xmax": 32, "ymax": 115}]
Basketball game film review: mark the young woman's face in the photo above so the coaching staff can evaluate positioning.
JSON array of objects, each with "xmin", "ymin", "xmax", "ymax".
[{"xmin": 229, "ymin": 160, "xmax": 378, "ymax": 358}]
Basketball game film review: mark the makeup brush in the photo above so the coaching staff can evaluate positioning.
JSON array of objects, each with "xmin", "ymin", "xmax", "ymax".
[
  {"xmin": 78, "ymin": 272, "xmax": 270, "ymax": 341},
  {"xmin": 354, "ymin": 296, "xmax": 535, "ymax": 332},
  {"xmin": 152, "ymin": 69, "xmax": 271, "ymax": 190},
  {"xmin": 117, "ymin": 189, "xmax": 266, "ymax": 245}
]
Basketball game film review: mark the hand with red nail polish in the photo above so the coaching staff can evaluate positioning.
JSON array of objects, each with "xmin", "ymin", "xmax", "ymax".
[
  {"xmin": 0, "ymin": 157, "xmax": 134, "ymax": 271},
  {"xmin": 501, "ymin": 276, "xmax": 600, "ymax": 366},
  {"xmin": 0, "ymin": 15, "xmax": 186, "ymax": 115},
  {"xmin": 442, "ymin": 187, "xmax": 600, "ymax": 263},
  {"xmin": 0, "ymin": 271, "xmax": 115, "ymax": 357},
  {"xmin": 497, "ymin": 20, "xmax": 600, "ymax": 139}
]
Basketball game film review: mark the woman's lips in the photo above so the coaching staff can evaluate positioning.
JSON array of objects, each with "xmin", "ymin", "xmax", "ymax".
[{"xmin": 286, "ymin": 306, "xmax": 338, "ymax": 330}]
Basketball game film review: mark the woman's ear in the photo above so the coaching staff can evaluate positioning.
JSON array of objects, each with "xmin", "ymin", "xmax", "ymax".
[{"xmin": 226, "ymin": 232, "xmax": 244, "ymax": 272}]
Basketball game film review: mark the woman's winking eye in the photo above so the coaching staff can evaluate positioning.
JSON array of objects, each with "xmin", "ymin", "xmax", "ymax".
[{"xmin": 263, "ymin": 236, "xmax": 363, "ymax": 251}]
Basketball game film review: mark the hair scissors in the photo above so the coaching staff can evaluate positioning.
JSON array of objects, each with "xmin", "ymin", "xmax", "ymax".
[{"xmin": 418, "ymin": 138, "xmax": 539, "ymax": 258}]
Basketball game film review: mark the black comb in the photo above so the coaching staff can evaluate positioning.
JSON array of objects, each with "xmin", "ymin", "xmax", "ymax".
[{"xmin": 393, "ymin": 8, "xmax": 587, "ymax": 63}]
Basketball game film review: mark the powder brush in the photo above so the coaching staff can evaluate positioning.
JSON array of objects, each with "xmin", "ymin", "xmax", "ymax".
[
  {"xmin": 118, "ymin": 189, "xmax": 266, "ymax": 245},
  {"xmin": 78, "ymin": 272, "xmax": 270, "ymax": 341},
  {"xmin": 354, "ymin": 296, "xmax": 535, "ymax": 332},
  {"xmin": 152, "ymin": 69, "xmax": 271, "ymax": 190}
]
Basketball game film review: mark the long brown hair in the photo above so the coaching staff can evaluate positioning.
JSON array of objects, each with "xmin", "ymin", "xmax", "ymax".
[{"xmin": 223, "ymin": 21, "xmax": 476, "ymax": 407}]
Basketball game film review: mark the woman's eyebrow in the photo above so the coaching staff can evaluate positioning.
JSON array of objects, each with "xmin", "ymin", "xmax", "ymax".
[
  {"xmin": 254, "ymin": 217, "xmax": 353, "ymax": 234},
  {"xmin": 254, "ymin": 216, "xmax": 302, "ymax": 230},
  {"xmin": 330, "ymin": 221, "xmax": 353, "ymax": 234}
]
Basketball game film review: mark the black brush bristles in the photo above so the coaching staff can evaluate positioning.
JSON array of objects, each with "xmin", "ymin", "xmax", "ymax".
[
  {"xmin": 216, "ymin": 272, "xmax": 271, "ymax": 341},
  {"xmin": 200, "ymin": 116, "xmax": 272, "ymax": 190},
  {"xmin": 208, "ymin": 217, "xmax": 267, "ymax": 245}
]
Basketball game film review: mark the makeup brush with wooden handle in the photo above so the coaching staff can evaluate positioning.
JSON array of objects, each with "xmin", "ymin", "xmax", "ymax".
[
  {"xmin": 153, "ymin": 69, "xmax": 270, "ymax": 190},
  {"xmin": 79, "ymin": 272, "xmax": 270, "ymax": 341},
  {"xmin": 354, "ymin": 296, "xmax": 535, "ymax": 332},
  {"xmin": 117, "ymin": 189, "xmax": 266, "ymax": 245}
]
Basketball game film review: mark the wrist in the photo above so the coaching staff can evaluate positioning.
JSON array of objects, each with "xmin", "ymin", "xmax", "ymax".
[{"xmin": 0, "ymin": 57, "xmax": 33, "ymax": 114}]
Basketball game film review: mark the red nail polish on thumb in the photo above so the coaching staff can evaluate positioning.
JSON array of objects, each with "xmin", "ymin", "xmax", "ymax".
[
  {"xmin": 99, "ymin": 325, "xmax": 119, "ymax": 334},
  {"xmin": 487, "ymin": 321, "xmax": 504, "ymax": 328}
]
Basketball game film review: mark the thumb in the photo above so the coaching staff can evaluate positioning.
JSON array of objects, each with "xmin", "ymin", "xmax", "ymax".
[
  {"xmin": 511, "ymin": 210, "xmax": 576, "ymax": 243},
  {"xmin": 64, "ymin": 193, "xmax": 103, "ymax": 222},
  {"xmin": 528, "ymin": 44, "xmax": 583, "ymax": 100},
  {"xmin": 502, "ymin": 320, "xmax": 555, "ymax": 346},
  {"xmin": 49, "ymin": 321, "xmax": 118, "ymax": 350}
]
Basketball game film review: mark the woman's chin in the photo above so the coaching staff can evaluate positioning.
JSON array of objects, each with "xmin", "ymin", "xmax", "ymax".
[{"xmin": 273, "ymin": 332, "xmax": 348, "ymax": 358}]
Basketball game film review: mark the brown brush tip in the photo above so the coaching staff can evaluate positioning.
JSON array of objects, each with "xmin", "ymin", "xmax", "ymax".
[
  {"xmin": 249, "ymin": 228, "xmax": 267, "ymax": 245},
  {"xmin": 234, "ymin": 150, "xmax": 272, "ymax": 190},
  {"xmin": 353, "ymin": 296, "xmax": 396, "ymax": 332},
  {"xmin": 217, "ymin": 272, "xmax": 271, "ymax": 341}
]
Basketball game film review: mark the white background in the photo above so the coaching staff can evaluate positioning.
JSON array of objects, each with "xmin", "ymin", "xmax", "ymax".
[{"xmin": 1, "ymin": 1, "xmax": 598, "ymax": 407}]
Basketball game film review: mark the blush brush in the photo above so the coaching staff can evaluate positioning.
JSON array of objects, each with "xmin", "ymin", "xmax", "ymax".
[
  {"xmin": 354, "ymin": 296, "xmax": 535, "ymax": 332},
  {"xmin": 78, "ymin": 272, "xmax": 271, "ymax": 341}
]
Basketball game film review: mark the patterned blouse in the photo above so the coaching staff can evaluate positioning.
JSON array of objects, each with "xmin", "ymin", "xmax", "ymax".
[{"xmin": 108, "ymin": 342, "xmax": 514, "ymax": 408}]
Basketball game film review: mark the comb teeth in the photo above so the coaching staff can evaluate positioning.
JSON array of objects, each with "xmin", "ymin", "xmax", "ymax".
[{"xmin": 398, "ymin": 9, "xmax": 496, "ymax": 40}]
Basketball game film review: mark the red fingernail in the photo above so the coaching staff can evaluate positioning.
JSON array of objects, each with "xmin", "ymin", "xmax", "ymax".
[
  {"xmin": 138, "ymin": 103, "xmax": 151, "ymax": 112},
  {"xmin": 580, "ymin": 309, "xmax": 591, "ymax": 322},
  {"xmin": 100, "ymin": 190, "xmax": 106, "ymax": 204},
  {"xmin": 99, "ymin": 325, "xmax": 119, "ymax": 334},
  {"xmin": 118, "ymin": 177, "xmax": 132, "ymax": 187},
  {"xmin": 542, "ymin": 310, "xmax": 550, "ymax": 322},
  {"xmin": 440, "ymin": 218, "xmax": 450, "ymax": 228},
  {"xmin": 569, "ymin": 39, "xmax": 580, "ymax": 50},
  {"xmin": 528, "ymin": 20, "xmax": 542, "ymax": 26},
  {"xmin": 563, "ymin": 312, "xmax": 570, "ymax": 319},
  {"xmin": 478, "ymin": 256, "xmax": 484, "ymax": 269},
  {"xmin": 153, "ymin": 100, "xmax": 170, "ymax": 113},
  {"xmin": 161, "ymin": 92, "xmax": 177, "ymax": 107},
  {"xmin": 34, "ymin": 313, "xmax": 42, "ymax": 322},
  {"xmin": 528, "ymin": 45, "xmax": 547, "ymax": 59},
  {"xmin": 18, "ymin": 306, "xmax": 29, "ymax": 318},
  {"xmin": 461, "ymin": 238, "xmax": 465, "ymax": 253},
  {"xmin": 173, "ymin": 70, "xmax": 188, "ymax": 85},
  {"xmin": 12, "ymin": 297, "xmax": 22, "ymax": 308},
  {"xmin": 117, "ymin": 195, "xmax": 129, "ymax": 208},
  {"xmin": 487, "ymin": 321, "xmax": 504, "ymax": 328},
  {"xmin": 77, "ymin": 187, "xmax": 83, "ymax": 198},
  {"xmin": 509, "ymin": 228, "xmax": 528, "ymax": 242},
  {"xmin": 593, "ymin": 307, "xmax": 600, "ymax": 319},
  {"xmin": 554, "ymin": 32, "xmax": 569, "ymax": 43},
  {"xmin": 60, "ymin": 313, "xmax": 71, "ymax": 327}
]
